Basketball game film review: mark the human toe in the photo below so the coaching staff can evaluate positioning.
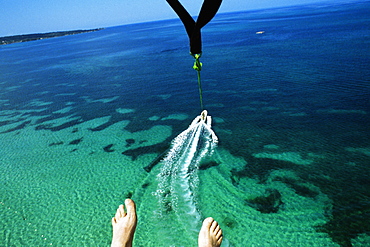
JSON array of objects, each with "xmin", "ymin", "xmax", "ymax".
[
  {"xmin": 202, "ymin": 217, "xmax": 214, "ymax": 229},
  {"xmin": 124, "ymin": 199, "xmax": 136, "ymax": 217}
]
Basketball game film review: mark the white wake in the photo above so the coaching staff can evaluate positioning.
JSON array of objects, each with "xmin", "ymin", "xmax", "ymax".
[{"xmin": 154, "ymin": 110, "xmax": 218, "ymax": 233}]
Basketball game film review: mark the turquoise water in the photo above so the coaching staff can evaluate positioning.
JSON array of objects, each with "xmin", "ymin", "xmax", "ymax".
[{"xmin": 1, "ymin": 1, "xmax": 370, "ymax": 246}]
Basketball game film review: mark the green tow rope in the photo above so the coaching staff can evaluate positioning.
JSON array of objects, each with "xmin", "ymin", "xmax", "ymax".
[{"xmin": 192, "ymin": 53, "xmax": 203, "ymax": 110}]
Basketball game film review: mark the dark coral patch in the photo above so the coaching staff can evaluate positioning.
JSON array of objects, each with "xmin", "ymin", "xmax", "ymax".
[
  {"xmin": 103, "ymin": 144, "xmax": 115, "ymax": 152},
  {"xmin": 199, "ymin": 161, "xmax": 220, "ymax": 170},
  {"xmin": 231, "ymin": 157, "xmax": 298, "ymax": 185},
  {"xmin": 316, "ymin": 200, "xmax": 370, "ymax": 247},
  {"xmin": 274, "ymin": 176, "xmax": 319, "ymax": 198},
  {"xmin": 222, "ymin": 217, "xmax": 238, "ymax": 229},
  {"xmin": 139, "ymin": 140, "xmax": 148, "ymax": 145},
  {"xmin": 141, "ymin": 182, "xmax": 150, "ymax": 188},
  {"xmin": 125, "ymin": 138, "xmax": 135, "ymax": 147},
  {"xmin": 37, "ymin": 119, "xmax": 82, "ymax": 131},
  {"xmin": 122, "ymin": 140, "xmax": 171, "ymax": 172},
  {"xmin": 69, "ymin": 137, "xmax": 83, "ymax": 145},
  {"xmin": 245, "ymin": 189, "xmax": 283, "ymax": 214},
  {"xmin": 124, "ymin": 191, "xmax": 133, "ymax": 199},
  {"xmin": 1, "ymin": 120, "xmax": 31, "ymax": 134}
]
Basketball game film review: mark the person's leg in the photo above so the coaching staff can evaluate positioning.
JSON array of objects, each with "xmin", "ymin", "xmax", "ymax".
[
  {"xmin": 111, "ymin": 199, "xmax": 137, "ymax": 247},
  {"xmin": 198, "ymin": 217, "xmax": 223, "ymax": 247}
]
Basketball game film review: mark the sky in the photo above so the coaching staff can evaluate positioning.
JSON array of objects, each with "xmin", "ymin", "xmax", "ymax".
[{"xmin": 1, "ymin": 0, "xmax": 339, "ymax": 37}]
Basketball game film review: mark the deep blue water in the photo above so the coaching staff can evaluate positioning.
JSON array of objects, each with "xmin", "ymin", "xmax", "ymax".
[{"xmin": 1, "ymin": 1, "xmax": 370, "ymax": 246}]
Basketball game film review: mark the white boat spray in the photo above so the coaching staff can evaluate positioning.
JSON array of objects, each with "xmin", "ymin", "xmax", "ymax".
[
  {"xmin": 154, "ymin": 110, "xmax": 218, "ymax": 232},
  {"xmin": 134, "ymin": 110, "xmax": 219, "ymax": 246}
]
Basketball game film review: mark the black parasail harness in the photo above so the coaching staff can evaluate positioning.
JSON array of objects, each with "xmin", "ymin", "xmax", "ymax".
[{"xmin": 166, "ymin": 0, "xmax": 223, "ymax": 109}]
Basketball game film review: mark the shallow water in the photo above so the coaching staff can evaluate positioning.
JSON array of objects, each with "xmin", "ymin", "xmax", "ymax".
[{"xmin": 1, "ymin": 1, "xmax": 370, "ymax": 246}]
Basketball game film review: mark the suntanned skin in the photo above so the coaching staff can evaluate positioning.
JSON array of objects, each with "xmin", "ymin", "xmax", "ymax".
[
  {"xmin": 111, "ymin": 199, "xmax": 223, "ymax": 247},
  {"xmin": 198, "ymin": 217, "xmax": 223, "ymax": 247},
  {"xmin": 111, "ymin": 199, "xmax": 137, "ymax": 247}
]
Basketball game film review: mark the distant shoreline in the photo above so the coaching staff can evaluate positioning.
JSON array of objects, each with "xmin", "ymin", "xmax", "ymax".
[{"xmin": 0, "ymin": 28, "xmax": 104, "ymax": 45}]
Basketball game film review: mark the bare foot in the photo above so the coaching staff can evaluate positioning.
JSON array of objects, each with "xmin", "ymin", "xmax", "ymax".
[
  {"xmin": 111, "ymin": 199, "xmax": 137, "ymax": 247},
  {"xmin": 198, "ymin": 217, "xmax": 223, "ymax": 247}
]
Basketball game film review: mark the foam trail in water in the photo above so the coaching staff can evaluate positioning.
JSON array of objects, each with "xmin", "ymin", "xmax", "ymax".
[{"xmin": 154, "ymin": 110, "xmax": 218, "ymax": 233}]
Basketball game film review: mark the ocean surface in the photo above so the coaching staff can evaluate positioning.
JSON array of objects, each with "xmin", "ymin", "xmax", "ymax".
[{"xmin": 1, "ymin": 1, "xmax": 369, "ymax": 246}]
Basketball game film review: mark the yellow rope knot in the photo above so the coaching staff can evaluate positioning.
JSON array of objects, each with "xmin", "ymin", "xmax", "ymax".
[
  {"xmin": 192, "ymin": 53, "xmax": 202, "ymax": 71},
  {"xmin": 191, "ymin": 53, "xmax": 204, "ymax": 109}
]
